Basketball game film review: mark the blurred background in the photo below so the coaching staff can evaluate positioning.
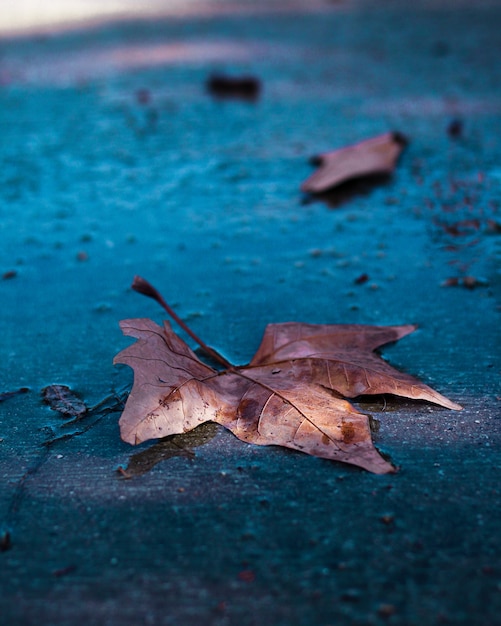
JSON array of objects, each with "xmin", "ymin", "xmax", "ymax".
[
  {"xmin": 2, "ymin": 0, "xmax": 201, "ymax": 34},
  {"xmin": 1, "ymin": 0, "xmax": 332, "ymax": 35}
]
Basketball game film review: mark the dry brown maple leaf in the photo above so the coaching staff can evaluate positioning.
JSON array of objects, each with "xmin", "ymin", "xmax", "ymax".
[
  {"xmin": 113, "ymin": 277, "xmax": 461, "ymax": 475},
  {"xmin": 301, "ymin": 131, "xmax": 407, "ymax": 194}
]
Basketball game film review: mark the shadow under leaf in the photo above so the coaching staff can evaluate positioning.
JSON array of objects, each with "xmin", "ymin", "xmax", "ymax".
[
  {"xmin": 118, "ymin": 422, "xmax": 220, "ymax": 479},
  {"xmin": 302, "ymin": 174, "xmax": 393, "ymax": 209}
]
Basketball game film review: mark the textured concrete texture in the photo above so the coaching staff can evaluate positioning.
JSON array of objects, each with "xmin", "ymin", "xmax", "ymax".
[{"xmin": 0, "ymin": 1, "xmax": 500, "ymax": 624}]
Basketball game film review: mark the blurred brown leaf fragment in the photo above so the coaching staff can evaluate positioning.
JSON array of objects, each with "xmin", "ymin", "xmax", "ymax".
[{"xmin": 301, "ymin": 132, "xmax": 407, "ymax": 194}]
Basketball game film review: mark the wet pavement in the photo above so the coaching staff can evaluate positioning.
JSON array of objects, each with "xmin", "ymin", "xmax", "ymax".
[{"xmin": 1, "ymin": 1, "xmax": 500, "ymax": 624}]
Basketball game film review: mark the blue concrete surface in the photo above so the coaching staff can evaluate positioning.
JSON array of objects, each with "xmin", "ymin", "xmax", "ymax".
[{"xmin": 1, "ymin": 2, "xmax": 500, "ymax": 624}]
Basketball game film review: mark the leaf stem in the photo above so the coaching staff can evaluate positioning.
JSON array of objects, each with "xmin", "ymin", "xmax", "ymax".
[{"xmin": 131, "ymin": 276, "xmax": 232, "ymax": 369}]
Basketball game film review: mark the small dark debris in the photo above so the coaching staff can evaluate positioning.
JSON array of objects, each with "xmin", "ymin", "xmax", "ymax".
[
  {"xmin": 0, "ymin": 530, "xmax": 12, "ymax": 552},
  {"xmin": 207, "ymin": 74, "xmax": 261, "ymax": 101},
  {"xmin": 441, "ymin": 276, "xmax": 487, "ymax": 289},
  {"xmin": 392, "ymin": 131, "xmax": 409, "ymax": 147},
  {"xmin": 447, "ymin": 118, "xmax": 463, "ymax": 139},
  {"xmin": 214, "ymin": 601, "xmax": 227, "ymax": 614},
  {"xmin": 436, "ymin": 218, "xmax": 480, "ymax": 237},
  {"xmin": 0, "ymin": 387, "xmax": 29, "ymax": 403},
  {"xmin": 238, "ymin": 569, "xmax": 255, "ymax": 583},
  {"xmin": 2, "ymin": 270, "xmax": 17, "ymax": 280},
  {"xmin": 52, "ymin": 564, "xmax": 77, "ymax": 578},
  {"xmin": 354, "ymin": 273, "xmax": 369, "ymax": 285},
  {"xmin": 463, "ymin": 276, "xmax": 484, "ymax": 289},
  {"xmin": 41, "ymin": 385, "xmax": 88, "ymax": 419},
  {"xmin": 136, "ymin": 89, "xmax": 151, "ymax": 105},
  {"xmin": 487, "ymin": 219, "xmax": 501, "ymax": 234},
  {"xmin": 378, "ymin": 603, "xmax": 397, "ymax": 618}
]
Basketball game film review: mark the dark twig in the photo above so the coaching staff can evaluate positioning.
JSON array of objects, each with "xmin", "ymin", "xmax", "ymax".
[{"xmin": 132, "ymin": 276, "xmax": 232, "ymax": 368}]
